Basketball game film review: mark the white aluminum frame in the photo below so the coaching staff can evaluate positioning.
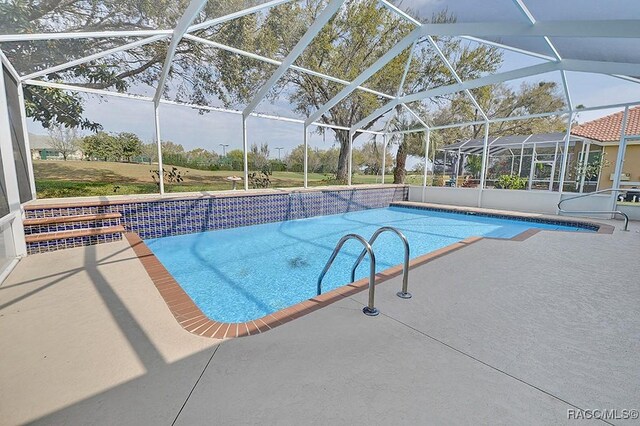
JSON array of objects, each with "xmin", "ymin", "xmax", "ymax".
[
  {"xmin": 0, "ymin": 65, "xmax": 27, "ymax": 258},
  {"xmin": 0, "ymin": 0, "xmax": 637, "ymax": 206}
]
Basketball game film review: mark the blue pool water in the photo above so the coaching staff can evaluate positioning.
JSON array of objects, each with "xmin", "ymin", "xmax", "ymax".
[{"xmin": 146, "ymin": 206, "xmax": 592, "ymax": 322}]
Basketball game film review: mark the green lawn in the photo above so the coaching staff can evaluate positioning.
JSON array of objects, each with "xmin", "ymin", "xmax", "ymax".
[{"xmin": 33, "ymin": 160, "xmax": 418, "ymax": 198}]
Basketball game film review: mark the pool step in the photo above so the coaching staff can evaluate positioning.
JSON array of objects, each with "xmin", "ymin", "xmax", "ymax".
[
  {"xmin": 23, "ymin": 213, "xmax": 122, "ymax": 235},
  {"xmin": 23, "ymin": 212, "xmax": 122, "ymax": 226},
  {"xmin": 24, "ymin": 212, "xmax": 125, "ymax": 255}
]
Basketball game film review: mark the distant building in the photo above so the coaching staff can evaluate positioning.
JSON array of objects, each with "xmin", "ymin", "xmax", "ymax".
[
  {"xmin": 572, "ymin": 107, "xmax": 640, "ymax": 191},
  {"xmin": 28, "ymin": 133, "xmax": 83, "ymax": 160}
]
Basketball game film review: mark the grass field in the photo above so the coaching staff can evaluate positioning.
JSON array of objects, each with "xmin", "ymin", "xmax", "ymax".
[{"xmin": 34, "ymin": 160, "xmax": 422, "ymax": 198}]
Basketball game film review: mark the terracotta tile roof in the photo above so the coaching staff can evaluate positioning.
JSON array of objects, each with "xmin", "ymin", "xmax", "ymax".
[{"xmin": 571, "ymin": 106, "xmax": 640, "ymax": 142}]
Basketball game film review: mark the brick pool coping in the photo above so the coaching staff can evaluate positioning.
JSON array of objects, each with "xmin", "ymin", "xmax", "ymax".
[{"xmin": 124, "ymin": 206, "xmax": 612, "ymax": 340}]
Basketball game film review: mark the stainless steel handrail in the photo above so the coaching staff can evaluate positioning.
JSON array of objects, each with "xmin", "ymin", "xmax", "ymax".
[
  {"xmin": 557, "ymin": 188, "xmax": 630, "ymax": 231},
  {"xmin": 350, "ymin": 226, "xmax": 412, "ymax": 299},
  {"xmin": 317, "ymin": 233, "xmax": 379, "ymax": 316}
]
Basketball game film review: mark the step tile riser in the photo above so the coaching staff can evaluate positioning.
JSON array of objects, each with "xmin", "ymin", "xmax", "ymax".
[
  {"xmin": 25, "ymin": 205, "xmax": 116, "ymax": 219},
  {"xmin": 24, "ymin": 218, "xmax": 122, "ymax": 235},
  {"xmin": 26, "ymin": 233, "xmax": 123, "ymax": 255}
]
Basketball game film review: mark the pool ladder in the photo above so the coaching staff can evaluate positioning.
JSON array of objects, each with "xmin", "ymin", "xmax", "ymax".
[
  {"xmin": 316, "ymin": 226, "xmax": 411, "ymax": 316},
  {"xmin": 557, "ymin": 188, "xmax": 629, "ymax": 231}
]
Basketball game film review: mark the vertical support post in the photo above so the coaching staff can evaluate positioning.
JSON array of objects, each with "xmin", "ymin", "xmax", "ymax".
[
  {"xmin": 557, "ymin": 112, "xmax": 574, "ymax": 193},
  {"xmin": 518, "ymin": 141, "xmax": 525, "ymax": 176},
  {"xmin": 303, "ymin": 125, "xmax": 308, "ymax": 188},
  {"xmin": 549, "ymin": 141, "xmax": 559, "ymax": 191},
  {"xmin": 153, "ymin": 104, "xmax": 165, "ymax": 195},
  {"xmin": 528, "ymin": 143, "xmax": 537, "ymax": 190},
  {"xmin": 478, "ymin": 122, "xmax": 490, "ymax": 207},
  {"xmin": 242, "ymin": 116, "xmax": 249, "ymax": 191},
  {"xmin": 422, "ymin": 130, "xmax": 430, "ymax": 202},
  {"xmin": 578, "ymin": 143, "xmax": 591, "ymax": 193},
  {"xmin": 381, "ymin": 134, "xmax": 387, "ymax": 184},
  {"xmin": 347, "ymin": 130, "xmax": 354, "ymax": 186},
  {"xmin": 0, "ymin": 69, "xmax": 26, "ymax": 256},
  {"xmin": 16, "ymin": 83, "xmax": 37, "ymax": 199},
  {"xmin": 422, "ymin": 129, "xmax": 431, "ymax": 187},
  {"xmin": 510, "ymin": 150, "xmax": 515, "ymax": 175},
  {"xmin": 443, "ymin": 150, "xmax": 447, "ymax": 181},
  {"xmin": 456, "ymin": 148, "xmax": 462, "ymax": 184},
  {"xmin": 611, "ymin": 106, "xmax": 629, "ymax": 209},
  {"xmin": 576, "ymin": 140, "xmax": 586, "ymax": 190}
]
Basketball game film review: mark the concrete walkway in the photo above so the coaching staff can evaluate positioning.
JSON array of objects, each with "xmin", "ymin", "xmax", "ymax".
[{"xmin": 1, "ymin": 220, "xmax": 639, "ymax": 425}]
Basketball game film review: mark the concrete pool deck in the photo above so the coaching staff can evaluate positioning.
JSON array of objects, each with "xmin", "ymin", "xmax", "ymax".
[{"xmin": 0, "ymin": 216, "xmax": 639, "ymax": 424}]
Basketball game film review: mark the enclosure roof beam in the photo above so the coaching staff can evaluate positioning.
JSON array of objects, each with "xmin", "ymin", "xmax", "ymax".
[
  {"xmin": 382, "ymin": 41, "xmax": 432, "ymax": 133},
  {"xmin": 8, "ymin": 18, "xmax": 628, "ymax": 44},
  {"xmin": 243, "ymin": 0, "xmax": 346, "ymax": 118},
  {"xmin": 306, "ymin": 26, "xmax": 423, "ymax": 126},
  {"xmin": 0, "ymin": 50, "xmax": 21, "ymax": 81},
  {"xmin": 22, "ymin": 78, "xmax": 383, "ymax": 135},
  {"xmin": 419, "ymin": 20, "xmax": 640, "ymax": 39},
  {"xmin": 402, "ymin": 104, "xmax": 430, "ymax": 130},
  {"xmin": 379, "ymin": 0, "xmax": 421, "ymax": 26},
  {"xmin": 560, "ymin": 59, "xmax": 640, "ymax": 76},
  {"xmin": 460, "ymin": 36, "xmax": 556, "ymax": 61},
  {"xmin": 23, "ymin": 79, "xmax": 154, "ymax": 101},
  {"xmin": 0, "ymin": 30, "xmax": 172, "ymax": 43},
  {"xmin": 355, "ymin": 58, "xmax": 640, "ymax": 133},
  {"xmin": 20, "ymin": 35, "xmax": 169, "ymax": 81},
  {"xmin": 183, "ymin": 34, "xmax": 395, "ymax": 100},
  {"xmin": 380, "ymin": 0, "xmax": 558, "ymax": 63},
  {"xmin": 426, "ymin": 35, "xmax": 489, "ymax": 121},
  {"xmin": 0, "ymin": 0, "xmax": 295, "ymax": 43},
  {"xmin": 153, "ymin": 0, "xmax": 209, "ymax": 106},
  {"xmin": 510, "ymin": 0, "xmax": 573, "ymax": 110},
  {"xmin": 387, "ymin": 99, "xmax": 640, "ymax": 135},
  {"xmin": 614, "ymin": 75, "xmax": 640, "ymax": 84},
  {"xmin": 352, "ymin": 61, "xmax": 556, "ymax": 133},
  {"xmin": 186, "ymin": 0, "xmax": 294, "ymax": 33}
]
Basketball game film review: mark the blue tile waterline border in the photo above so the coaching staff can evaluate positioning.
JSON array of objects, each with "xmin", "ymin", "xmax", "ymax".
[
  {"xmin": 390, "ymin": 202, "xmax": 601, "ymax": 232},
  {"xmin": 24, "ymin": 186, "xmax": 409, "ymax": 253}
]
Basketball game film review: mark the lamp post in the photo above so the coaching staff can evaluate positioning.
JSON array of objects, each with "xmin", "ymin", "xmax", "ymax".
[
  {"xmin": 219, "ymin": 143, "xmax": 229, "ymax": 156},
  {"xmin": 275, "ymin": 147, "xmax": 284, "ymax": 160}
]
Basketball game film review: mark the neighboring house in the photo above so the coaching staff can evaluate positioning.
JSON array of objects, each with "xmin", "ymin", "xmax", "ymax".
[
  {"xmin": 571, "ymin": 106, "xmax": 640, "ymax": 191},
  {"xmin": 28, "ymin": 133, "xmax": 83, "ymax": 160}
]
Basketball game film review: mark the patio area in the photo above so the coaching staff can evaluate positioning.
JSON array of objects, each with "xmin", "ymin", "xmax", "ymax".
[{"xmin": 1, "ymin": 213, "xmax": 638, "ymax": 425}]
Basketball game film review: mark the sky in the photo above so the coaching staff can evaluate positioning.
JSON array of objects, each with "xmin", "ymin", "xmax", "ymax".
[{"xmin": 25, "ymin": 0, "xmax": 640, "ymax": 159}]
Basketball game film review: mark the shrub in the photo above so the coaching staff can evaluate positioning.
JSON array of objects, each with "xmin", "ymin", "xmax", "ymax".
[{"xmin": 496, "ymin": 174, "xmax": 527, "ymax": 190}]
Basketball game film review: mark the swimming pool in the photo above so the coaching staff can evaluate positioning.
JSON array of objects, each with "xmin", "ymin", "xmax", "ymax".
[{"xmin": 146, "ymin": 206, "xmax": 593, "ymax": 323}]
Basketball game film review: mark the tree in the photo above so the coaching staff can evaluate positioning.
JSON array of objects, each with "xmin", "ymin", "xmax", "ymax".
[
  {"xmin": 185, "ymin": 148, "xmax": 219, "ymax": 167},
  {"xmin": 465, "ymin": 155, "xmax": 483, "ymax": 179},
  {"xmin": 388, "ymin": 80, "xmax": 567, "ymax": 183},
  {"xmin": 117, "ymin": 132, "xmax": 143, "ymax": 162},
  {"xmin": 432, "ymin": 82, "xmax": 567, "ymax": 141},
  {"xmin": 206, "ymin": 4, "xmax": 501, "ymax": 182},
  {"xmin": 355, "ymin": 140, "xmax": 393, "ymax": 175},
  {"xmin": 1, "ymin": 0, "xmax": 253, "ymax": 131},
  {"xmin": 226, "ymin": 149, "xmax": 245, "ymax": 171},
  {"xmin": 47, "ymin": 124, "xmax": 80, "ymax": 160},
  {"xmin": 140, "ymin": 143, "xmax": 158, "ymax": 164},
  {"xmin": 82, "ymin": 132, "xmax": 114, "ymax": 161},
  {"xmin": 250, "ymin": 142, "xmax": 270, "ymax": 170},
  {"xmin": 82, "ymin": 131, "xmax": 144, "ymax": 162},
  {"xmin": 160, "ymin": 141, "xmax": 185, "ymax": 156}
]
